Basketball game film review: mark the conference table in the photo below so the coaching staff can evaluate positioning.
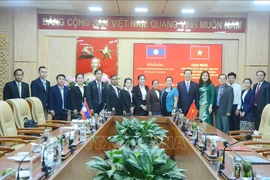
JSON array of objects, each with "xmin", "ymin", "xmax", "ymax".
[{"xmin": 0, "ymin": 116, "xmax": 269, "ymax": 180}]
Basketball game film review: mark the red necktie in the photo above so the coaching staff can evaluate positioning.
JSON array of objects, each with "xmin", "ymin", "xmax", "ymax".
[{"xmin": 254, "ymin": 83, "xmax": 261, "ymax": 105}]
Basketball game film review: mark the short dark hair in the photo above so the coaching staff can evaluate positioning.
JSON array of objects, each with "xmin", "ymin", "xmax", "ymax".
[
  {"xmin": 38, "ymin": 66, "xmax": 47, "ymax": 72},
  {"xmin": 256, "ymin": 70, "xmax": 266, "ymax": 76},
  {"xmin": 94, "ymin": 69, "xmax": 103, "ymax": 75},
  {"xmin": 75, "ymin": 73, "xmax": 84, "ymax": 79},
  {"xmin": 110, "ymin": 75, "xmax": 118, "ymax": 79},
  {"xmin": 243, "ymin": 78, "xmax": 252, "ymax": 84},
  {"xmin": 184, "ymin": 69, "xmax": 192, "ymax": 75},
  {"xmin": 165, "ymin": 76, "xmax": 173, "ymax": 82},
  {"xmin": 152, "ymin": 79, "xmax": 159, "ymax": 85},
  {"xmin": 218, "ymin": 74, "xmax": 227, "ymax": 79},
  {"xmin": 228, "ymin": 72, "xmax": 237, "ymax": 78},
  {"xmin": 137, "ymin": 74, "xmax": 146, "ymax": 80},
  {"xmin": 56, "ymin": 74, "xmax": 66, "ymax": 80},
  {"xmin": 14, "ymin": 69, "xmax": 23, "ymax": 76},
  {"xmin": 123, "ymin": 78, "xmax": 132, "ymax": 87}
]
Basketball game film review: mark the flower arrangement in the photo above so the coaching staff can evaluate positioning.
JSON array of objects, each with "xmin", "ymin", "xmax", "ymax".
[{"xmin": 65, "ymin": 75, "xmax": 111, "ymax": 87}]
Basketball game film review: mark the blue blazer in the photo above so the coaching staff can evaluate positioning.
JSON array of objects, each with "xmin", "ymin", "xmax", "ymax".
[
  {"xmin": 241, "ymin": 89, "xmax": 255, "ymax": 114},
  {"xmin": 161, "ymin": 88, "xmax": 179, "ymax": 112},
  {"xmin": 31, "ymin": 78, "xmax": 50, "ymax": 109},
  {"xmin": 49, "ymin": 85, "xmax": 69, "ymax": 114}
]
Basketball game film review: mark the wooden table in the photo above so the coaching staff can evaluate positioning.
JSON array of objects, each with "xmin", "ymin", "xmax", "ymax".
[{"xmin": 0, "ymin": 116, "xmax": 269, "ymax": 180}]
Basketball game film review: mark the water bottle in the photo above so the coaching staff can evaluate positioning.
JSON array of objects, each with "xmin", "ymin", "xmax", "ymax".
[
  {"xmin": 44, "ymin": 129, "xmax": 50, "ymax": 140},
  {"xmin": 112, "ymin": 107, "xmax": 115, "ymax": 116},
  {"xmin": 79, "ymin": 123, "xmax": 87, "ymax": 142},
  {"xmin": 54, "ymin": 140, "xmax": 62, "ymax": 166},
  {"xmin": 90, "ymin": 117, "xmax": 96, "ymax": 132}
]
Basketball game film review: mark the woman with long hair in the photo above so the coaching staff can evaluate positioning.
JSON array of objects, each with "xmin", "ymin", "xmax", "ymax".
[{"xmin": 198, "ymin": 71, "xmax": 215, "ymax": 125}]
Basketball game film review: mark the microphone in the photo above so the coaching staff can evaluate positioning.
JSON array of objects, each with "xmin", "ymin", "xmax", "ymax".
[
  {"xmin": 219, "ymin": 134, "xmax": 252, "ymax": 172},
  {"xmin": 41, "ymin": 135, "xmax": 65, "ymax": 177},
  {"xmin": 223, "ymin": 141, "xmax": 254, "ymax": 180},
  {"xmin": 17, "ymin": 136, "xmax": 48, "ymax": 180}
]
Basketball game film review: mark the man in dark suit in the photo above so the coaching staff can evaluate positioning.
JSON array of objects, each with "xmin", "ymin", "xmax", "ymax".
[
  {"xmin": 215, "ymin": 74, "xmax": 234, "ymax": 134},
  {"xmin": 87, "ymin": 69, "xmax": 107, "ymax": 115},
  {"xmin": 177, "ymin": 69, "xmax": 199, "ymax": 116},
  {"xmin": 3, "ymin": 69, "xmax": 30, "ymax": 100},
  {"xmin": 106, "ymin": 75, "xmax": 122, "ymax": 115},
  {"xmin": 31, "ymin": 66, "xmax": 50, "ymax": 119},
  {"xmin": 49, "ymin": 74, "xmax": 69, "ymax": 120},
  {"xmin": 253, "ymin": 70, "xmax": 270, "ymax": 130}
]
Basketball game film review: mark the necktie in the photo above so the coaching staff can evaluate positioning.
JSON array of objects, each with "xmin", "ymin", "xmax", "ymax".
[
  {"xmin": 61, "ymin": 87, "xmax": 64, "ymax": 109},
  {"xmin": 17, "ymin": 83, "xmax": 21, "ymax": 97},
  {"xmin": 217, "ymin": 86, "xmax": 224, "ymax": 106},
  {"xmin": 255, "ymin": 83, "xmax": 261, "ymax": 105},
  {"xmin": 114, "ymin": 86, "xmax": 119, "ymax": 98},
  {"xmin": 98, "ymin": 83, "xmax": 102, "ymax": 104},
  {"xmin": 43, "ymin": 81, "xmax": 46, "ymax": 91},
  {"xmin": 186, "ymin": 82, "xmax": 190, "ymax": 93}
]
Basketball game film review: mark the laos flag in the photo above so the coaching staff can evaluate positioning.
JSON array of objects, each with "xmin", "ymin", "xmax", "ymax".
[
  {"xmin": 80, "ymin": 99, "xmax": 91, "ymax": 119},
  {"xmin": 146, "ymin": 45, "xmax": 166, "ymax": 59}
]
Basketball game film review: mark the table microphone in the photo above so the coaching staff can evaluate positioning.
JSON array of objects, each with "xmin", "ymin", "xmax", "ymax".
[
  {"xmin": 17, "ymin": 136, "xmax": 48, "ymax": 180},
  {"xmin": 223, "ymin": 141, "xmax": 254, "ymax": 180},
  {"xmin": 62, "ymin": 109, "xmax": 83, "ymax": 119},
  {"xmin": 219, "ymin": 134, "xmax": 252, "ymax": 172},
  {"xmin": 41, "ymin": 135, "xmax": 65, "ymax": 177}
]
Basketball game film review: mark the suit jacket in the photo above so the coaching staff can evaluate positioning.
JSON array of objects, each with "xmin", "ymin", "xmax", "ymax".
[
  {"xmin": 3, "ymin": 81, "xmax": 30, "ymax": 100},
  {"xmin": 215, "ymin": 84, "xmax": 234, "ymax": 116},
  {"xmin": 253, "ymin": 81, "xmax": 270, "ymax": 112},
  {"xmin": 241, "ymin": 89, "xmax": 255, "ymax": 114},
  {"xmin": 86, "ymin": 81, "xmax": 107, "ymax": 113},
  {"xmin": 120, "ymin": 89, "xmax": 133, "ymax": 113},
  {"xmin": 161, "ymin": 88, "xmax": 179, "ymax": 112},
  {"xmin": 106, "ymin": 85, "xmax": 122, "ymax": 115},
  {"xmin": 49, "ymin": 85, "xmax": 69, "ymax": 114},
  {"xmin": 146, "ymin": 88, "xmax": 161, "ymax": 112},
  {"xmin": 132, "ymin": 85, "xmax": 149, "ymax": 115},
  {"xmin": 31, "ymin": 78, "xmax": 50, "ymax": 109},
  {"xmin": 177, "ymin": 81, "xmax": 199, "ymax": 115},
  {"xmin": 69, "ymin": 85, "xmax": 88, "ymax": 112}
]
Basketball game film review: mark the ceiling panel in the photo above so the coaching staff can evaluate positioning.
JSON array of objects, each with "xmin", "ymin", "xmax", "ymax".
[
  {"xmin": 0, "ymin": 0, "xmax": 73, "ymax": 9},
  {"xmin": 211, "ymin": 1, "xmax": 270, "ymax": 12}
]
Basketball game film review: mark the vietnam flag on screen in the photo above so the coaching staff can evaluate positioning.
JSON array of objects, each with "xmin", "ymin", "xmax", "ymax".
[
  {"xmin": 80, "ymin": 99, "xmax": 91, "ymax": 119},
  {"xmin": 190, "ymin": 46, "xmax": 210, "ymax": 59},
  {"xmin": 186, "ymin": 101, "xmax": 198, "ymax": 120},
  {"xmin": 146, "ymin": 45, "xmax": 166, "ymax": 59}
]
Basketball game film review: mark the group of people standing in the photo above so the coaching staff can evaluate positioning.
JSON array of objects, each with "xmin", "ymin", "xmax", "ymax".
[{"xmin": 3, "ymin": 66, "xmax": 269, "ymax": 134}]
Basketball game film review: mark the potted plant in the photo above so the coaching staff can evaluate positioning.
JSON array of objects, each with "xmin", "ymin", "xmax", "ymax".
[
  {"xmin": 86, "ymin": 144, "xmax": 186, "ymax": 180},
  {"xmin": 108, "ymin": 117, "xmax": 168, "ymax": 150}
]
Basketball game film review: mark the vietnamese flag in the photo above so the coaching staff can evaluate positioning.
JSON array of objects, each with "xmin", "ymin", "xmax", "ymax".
[
  {"xmin": 186, "ymin": 101, "xmax": 198, "ymax": 120},
  {"xmin": 190, "ymin": 46, "xmax": 210, "ymax": 59},
  {"xmin": 80, "ymin": 99, "xmax": 92, "ymax": 120}
]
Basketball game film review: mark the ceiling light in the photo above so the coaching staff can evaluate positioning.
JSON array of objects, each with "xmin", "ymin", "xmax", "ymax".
[
  {"xmin": 135, "ymin": 8, "xmax": 148, "ymax": 12},
  {"xmin": 181, "ymin": 9, "xmax": 195, "ymax": 13},
  {"xmin": 253, "ymin": 1, "xmax": 270, "ymax": 4},
  {"xmin": 88, "ymin": 7, "xmax": 102, "ymax": 11}
]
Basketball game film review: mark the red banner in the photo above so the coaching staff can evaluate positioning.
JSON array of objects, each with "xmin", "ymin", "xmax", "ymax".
[
  {"xmin": 39, "ymin": 14, "xmax": 245, "ymax": 33},
  {"xmin": 133, "ymin": 44, "xmax": 222, "ymax": 88},
  {"xmin": 76, "ymin": 37, "xmax": 117, "ymax": 81}
]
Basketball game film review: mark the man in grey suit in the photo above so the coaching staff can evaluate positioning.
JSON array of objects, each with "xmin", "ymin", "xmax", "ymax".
[{"xmin": 215, "ymin": 74, "xmax": 234, "ymax": 134}]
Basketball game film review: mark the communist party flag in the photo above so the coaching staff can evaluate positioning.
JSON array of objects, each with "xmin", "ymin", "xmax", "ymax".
[
  {"xmin": 186, "ymin": 101, "xmax": 198, "ymax": 120},
  {"xmin": 190, "ymin": 46, "xmax": 210, "ymax": 59}
]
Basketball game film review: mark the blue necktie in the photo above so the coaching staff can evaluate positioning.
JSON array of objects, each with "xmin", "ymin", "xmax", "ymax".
[
  {"xmin": 186, "ymin": 82, "xmax": 190, "ymax": 93},
  {"xmin": 98, "ymin": 83, "xmax": 102, "ymax": 104},
  {"xmin": 217, "ymin": 86, "xmax": 224, "ymax": 106}
]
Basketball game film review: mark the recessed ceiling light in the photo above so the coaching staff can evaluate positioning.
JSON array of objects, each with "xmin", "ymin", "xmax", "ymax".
[
  {"xmin": 253, "ymin": 1, "xmax": 270, "ymax": 4},
  {"xmin": 88, "ymin": 7, "xmax": 102, "ymax": 11},
  {"xmin": 181, "ymin": 9, "xmax": 195, "ymax": 14},
  {"xmin": 135, "ymin": 8, "xmax": 148, "ymax": 12}
]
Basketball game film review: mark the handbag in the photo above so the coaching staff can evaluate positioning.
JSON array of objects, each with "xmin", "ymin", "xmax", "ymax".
[{"xmin": 24, "ymin": 117, "xmax": 37, "ymax": 128}]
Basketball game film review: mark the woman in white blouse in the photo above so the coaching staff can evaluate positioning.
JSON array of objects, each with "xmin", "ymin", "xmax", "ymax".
[
  {"xmin": 120, "ymin": 78, "xmax": 134, "ymax": 116},
  {"xmin": 132, "ymin": 74, "xmax": 149, "ymax": 116},
  {"xmin": 239, "ymin": 78, "xmax": 255, "ymax": 130}
]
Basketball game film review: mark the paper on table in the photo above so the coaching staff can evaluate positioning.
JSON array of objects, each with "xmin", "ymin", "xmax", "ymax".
[{"xmin": 242, "ymin": 156, "xmax": 270, "ymax": 164}]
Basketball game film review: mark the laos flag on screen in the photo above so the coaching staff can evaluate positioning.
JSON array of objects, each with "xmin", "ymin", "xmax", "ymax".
[{"xmin": 146, "ymin": 45, "xmax": 166, "ymax": 59}]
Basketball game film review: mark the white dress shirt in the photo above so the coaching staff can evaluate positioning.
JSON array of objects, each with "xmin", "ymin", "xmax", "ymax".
[
  {"xmin": 75, "ymin": 83, "xmax": 85, "ymax": 98},
  {"xmin": 124, "ymin": 87, "xmax": 132, "ymax": 103},
  {"xmin": 241, "ymin": 90, "xmax": 248, "ymax": 109},
  {"xmin": 16, "ymin": 81, "xmax": 21, "ymax": 98},
  {"xmin": 155, "ymin": 90, "xmax": 160, "ymax": 99},
  {"xmin": 139, "ymin": 85, "xmax": 147, "ymax": 100},
  {"xmin": 58, "ymin": 85, "xmax": 64, "ymax": 109},
  {"xmin": 230, "ymin": 83, "xmax": 242, "ymax": 109}
]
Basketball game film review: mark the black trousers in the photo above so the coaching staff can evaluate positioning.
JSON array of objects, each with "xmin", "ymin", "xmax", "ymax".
[
  {"xmin": 230, "ymin": 104, "xmax": 240, "ymax": 131},
  {"xmin": 53, "ymin": 112, "xmax": 67, "ymax": 121},
  {"xmin": 254, "ymin": 106, "xmax": 261, "ymax": 130}
]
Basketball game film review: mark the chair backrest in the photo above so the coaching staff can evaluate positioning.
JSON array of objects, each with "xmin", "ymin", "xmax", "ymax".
[
  {"xmin": 25, "ymin": 97, "xmax": 46, "ymax": 124},
  {"xmin": 0, "ymin": 101, "xmax": 18, "ymax": 146},
  {"xmin": 259, "ymin": 104, "xmax": 270, "ymax": 132},
  {"xmin": 6, "ymin": 98, "xmax": 32, "ymax": 128}
]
